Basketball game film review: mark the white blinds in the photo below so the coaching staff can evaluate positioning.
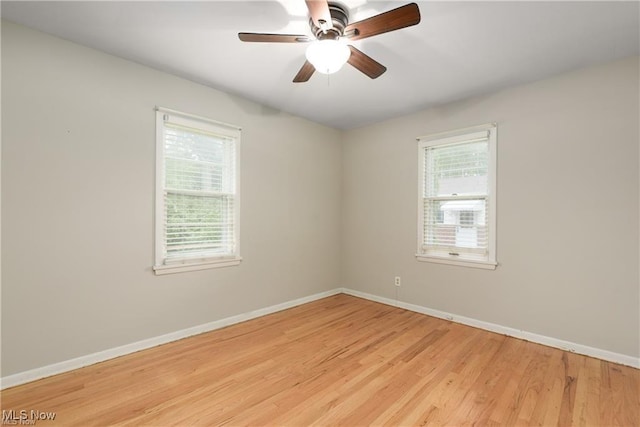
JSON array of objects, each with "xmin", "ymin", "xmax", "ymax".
[
  {"xmin": 421, "ymin": 133, "xmax": 490, "ymax": 258},
  {"xmin": 160, "ymin": 116, "xmax": 238, "ymax": 263}
]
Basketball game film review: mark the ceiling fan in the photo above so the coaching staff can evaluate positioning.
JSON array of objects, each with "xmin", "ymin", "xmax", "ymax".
[{"xmin": 238, "ymin": 1, "xmax": 421, "ymax": 83}]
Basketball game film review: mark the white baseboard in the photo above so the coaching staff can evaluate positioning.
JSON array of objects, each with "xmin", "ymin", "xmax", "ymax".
[
  {"xmin": 340, "ymin": 287, "xmax": 640, "ymax": 369},
  {"xmin": 3, "ymin": 286, "xmax": 637, "ymax": 389},
  {"xmin": 0, "ymin": 288, "xmax": 342, "ymax": 390}
]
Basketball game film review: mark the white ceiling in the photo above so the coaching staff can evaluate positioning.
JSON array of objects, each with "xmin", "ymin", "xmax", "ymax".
[{"xmin": 2, "ymin": 1, "xmax": 639, "ymax": 129}]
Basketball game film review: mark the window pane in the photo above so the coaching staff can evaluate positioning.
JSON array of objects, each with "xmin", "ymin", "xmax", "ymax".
[
  {"xmin": 164, "ymin": 124, "xmax": 235, "ymax": 193},
  {"xmin": 424, "ymin": 199, "xmax": 488, "ymax": 251},
  {"xmin": 164, "ymin": 193, "xmax": 235, "ymax": 259},
  {"xmin": 425, "ymin": 140, "xmax": 488, "ymax": 197}
]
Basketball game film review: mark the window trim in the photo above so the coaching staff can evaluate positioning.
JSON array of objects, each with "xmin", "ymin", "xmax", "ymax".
[
  {"xmin": 153, "ymin": 107, "xmax": 242, "ymax": 275},
  {"xmin": 416, "ymin": 123, "xmax": 497, "ymax": 270}
]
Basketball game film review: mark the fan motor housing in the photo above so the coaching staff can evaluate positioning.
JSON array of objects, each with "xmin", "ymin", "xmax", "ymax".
[{"xmin": 310, "ymin": 2, "xmax": 349, "ymax": 40}]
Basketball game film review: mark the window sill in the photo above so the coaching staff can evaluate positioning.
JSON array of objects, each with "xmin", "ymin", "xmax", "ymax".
[
  {"xmin": 154, "ymin": 257, "xmax": 242, "ymax": 275},
  {"xmin": 415, "ymin": 254, "xmax": 497, "ymax": 270}
]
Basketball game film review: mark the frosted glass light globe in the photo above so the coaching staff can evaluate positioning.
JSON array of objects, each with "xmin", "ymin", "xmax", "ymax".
[{"xmin": 305, "ymin": 40, "xmax": 351, "ymax": 74}]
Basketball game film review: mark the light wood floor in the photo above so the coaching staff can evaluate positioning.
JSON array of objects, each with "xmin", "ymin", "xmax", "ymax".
[{"xmin": 2, "ymin": 294, "xmax": 638, "ymax": 426}]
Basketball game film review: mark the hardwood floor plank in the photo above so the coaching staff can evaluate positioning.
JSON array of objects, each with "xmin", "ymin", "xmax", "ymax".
[
  {"xmin": 534, "ymin": 353, "xmax": 565, "ymax": 426},
  {"xmin": 1, "ymin": 294, "xmax": 638, "ymax": 426},
  {"xmin": 446, "ymin": 338, "xmax": 522, "ymax": 425},
  {"xmin": 370, "ymin": 356, "xmax": 455, "ymax": 425},
  {"xmin": 619, "ymin": 361, "xmax": 640, "ymax": 426}
]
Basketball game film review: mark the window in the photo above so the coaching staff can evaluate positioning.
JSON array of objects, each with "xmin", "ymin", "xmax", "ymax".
[
  {"xmin": 154, "ymin": 108, "xmax": 241, "ymax": 274},
  {"xmin": 417, "ymin": 124, "xmax": 497, "ymax": 269},
  {"xmin": 459, "ymin": 210, "xmax": 475, "ymax": 227}
]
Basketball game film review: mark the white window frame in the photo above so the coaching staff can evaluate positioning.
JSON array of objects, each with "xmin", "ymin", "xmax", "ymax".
[
  {"xmin": 416, "ymin": 123, "xmax": 497, "ymax": 270},
  {"xmin": 154, "ymin": 107, "xmax": 241, "ymax": 275}
]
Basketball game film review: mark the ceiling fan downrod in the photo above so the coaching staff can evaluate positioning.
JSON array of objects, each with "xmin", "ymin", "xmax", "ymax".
[{"xmin": 310, "ymin": 3, "xmax": 349, "ymax": 40}]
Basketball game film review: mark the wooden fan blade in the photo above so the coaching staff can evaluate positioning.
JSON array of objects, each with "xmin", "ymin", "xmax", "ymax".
[
  {"xmin": 293, "ymin": 60, "xmax": 316, "ymax": 83},
  {"xmin": 347, "ymin": 45, "xmax": 386, "ymax": 79},
  {"xmin": 344, "ymin": 3, "xmax": 421, "ymax": 41},
  {"xmin": 238, "ymin": 33, "xmax": 311, "ymax": 43},
  {"xmin": 306, "ymin": 0, "xmax": 333, "ymax": 30}
]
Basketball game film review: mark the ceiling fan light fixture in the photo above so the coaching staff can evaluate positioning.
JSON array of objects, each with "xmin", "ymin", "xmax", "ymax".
[{"xmin": 305, "ymin": 39, "xmax": 351, "ymax": 74}]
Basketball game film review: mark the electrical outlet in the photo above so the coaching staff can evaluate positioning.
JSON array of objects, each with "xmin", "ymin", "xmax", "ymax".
[{"xmin": 394, "ymin": 276, "xmax": 401, "ymax": 287}]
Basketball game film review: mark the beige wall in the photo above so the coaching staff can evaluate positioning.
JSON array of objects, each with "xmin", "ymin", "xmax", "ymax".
[
  {"xmin": 1, "ymin": 21, "xmax": 342, "ymax": 375},
  {"xmin": 342, "ymin": 56, "xmax": 640, "ymax": 357}
]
